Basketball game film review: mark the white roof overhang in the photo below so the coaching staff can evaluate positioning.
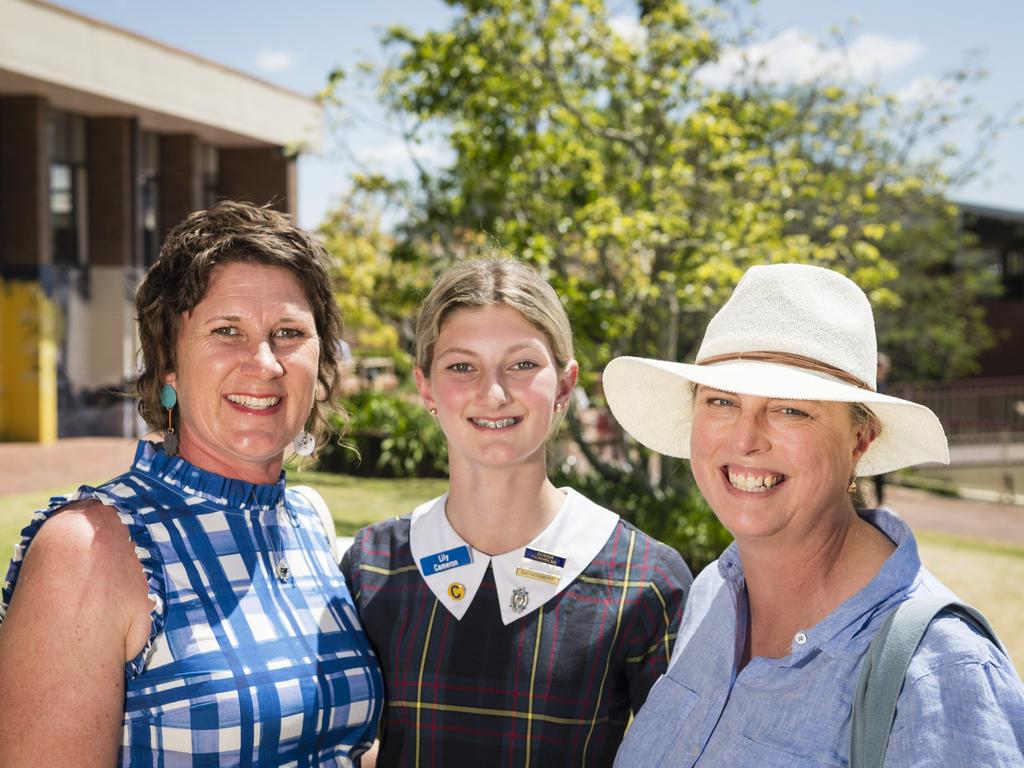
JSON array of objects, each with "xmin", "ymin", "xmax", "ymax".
[{"xmin": 0, "ymin": 0, "xmax": 322, "ymax": 150}]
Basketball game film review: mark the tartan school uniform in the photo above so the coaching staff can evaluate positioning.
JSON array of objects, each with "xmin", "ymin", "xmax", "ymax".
[
  {"xmin": 340, "ymin": 487, "xmax": 692, "ymax": 768},
  {"xmin": 1, "ymin": 441, "xmax": 383, "ymax": 767}
]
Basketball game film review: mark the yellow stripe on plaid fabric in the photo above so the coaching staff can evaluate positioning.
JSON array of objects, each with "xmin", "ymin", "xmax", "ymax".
[
  {"xmin": 577, "ymin": 575, "xmax": 651, "ymax": 588},
  {"xmin": 525, "ymin": 609, "xmax": 544, "ymax": 767},
  {"xmin": 582, "ymin": 528, "xmax": 637, "ymax": 765},
  {"xmin": 625, "ymin": 632, "xmax": 679, "ymax": 665},
  {"xmin": 359, "ymin": 563, "xmax": 419, "ymax": 576},
  {"xmin": 650, "ymin": 581, "xmax": 673, "ymax": 665},
  {"xmin": 389, "ymin": 700, "xmax": 616, "ymax": 727},
  {"xmin": 415, "ymin": 599, "xmax": 440, "ymax": 768}
]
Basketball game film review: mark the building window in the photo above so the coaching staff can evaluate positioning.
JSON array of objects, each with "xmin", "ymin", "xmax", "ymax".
[
  {"xmin": 48, "ymin": 111, "xmax": 87, "ymax": 266},
  {"xmin": 201, "ymin": 144, "xmax": 219, "ymax": 208},
  {"xmin": 1005, "ymin": 250, "xmax": 1024, "ymax": 300},
  {"xmin": 139, "ymin": 131, "xmax": 160, "ymax": 265}
]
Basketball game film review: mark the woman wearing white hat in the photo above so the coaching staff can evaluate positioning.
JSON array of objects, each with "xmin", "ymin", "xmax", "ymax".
[{"xmin": 605, "ymin": 264, "xmax": 1023, "ymax": 766}]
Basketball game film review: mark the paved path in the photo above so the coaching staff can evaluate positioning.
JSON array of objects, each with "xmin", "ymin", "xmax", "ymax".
[
  {"xmin": 880, "ymin": 484, "xmax": 1024, "ymax": 547},
  {"xmin": 0, "ymin": 438, "xmax": 137, "ymax": 495},
  {"xmin": 1, "ymin": 439, "xmax": 1022, "ymax": 546}
]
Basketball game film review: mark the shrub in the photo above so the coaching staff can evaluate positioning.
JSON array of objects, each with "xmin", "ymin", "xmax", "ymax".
[{"xmin": 321, "ymin": 390, "xmax": 448, "ymax": 478}]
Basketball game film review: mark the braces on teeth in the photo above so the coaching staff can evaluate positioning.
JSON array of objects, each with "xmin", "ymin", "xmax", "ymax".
[{"xmin": 473, "ymin": 417, "xmax": 519, "ymax": 429}]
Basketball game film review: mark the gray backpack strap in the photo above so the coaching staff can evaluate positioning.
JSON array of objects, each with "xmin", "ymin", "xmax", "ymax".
[{"xmin": 850, "ymin": 597, "xmax": 1004, "ymax": 768}]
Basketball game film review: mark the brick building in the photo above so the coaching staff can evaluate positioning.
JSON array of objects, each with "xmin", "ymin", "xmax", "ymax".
[
  {"xmin": 961, "ymin": 203, "xmax": 1024, "ymax": 377},
  {"xmin": 0, "ymin": 0, "xmax": 320, "ymax": 441}
]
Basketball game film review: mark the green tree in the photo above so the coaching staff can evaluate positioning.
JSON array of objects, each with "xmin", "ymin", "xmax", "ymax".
[
  {"xmin": 320, "ymin": 1, "xmax": 1006, "ymax": 528},
  {"xmin": 319, "ymin": 184, "xmax": 436, "ymax": 370}
]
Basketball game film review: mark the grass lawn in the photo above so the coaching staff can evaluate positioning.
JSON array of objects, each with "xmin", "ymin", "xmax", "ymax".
[
  {"xmin": 287, "ymin": 471, "xmax": 448, "ymax": 535},
  {"xmin": 917, "ymin": 533, "xmax": 1024, "ymax": 665},
  {"xmin": 1, "ymin": 472, "xmax": 1021, "ymax": 664}
]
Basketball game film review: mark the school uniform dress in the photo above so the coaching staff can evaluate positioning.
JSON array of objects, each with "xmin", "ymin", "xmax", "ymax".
[
  {"xmin": 1, "ymin": 441, "xmax": 383, "ymax": 767},
  {"xmin": 340, "ymin": 488, "xmax": 692, "ymax": 768}
]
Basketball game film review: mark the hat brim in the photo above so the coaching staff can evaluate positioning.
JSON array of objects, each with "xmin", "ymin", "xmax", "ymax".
[{"xmin": 603, "ymin": 356, "xmax": 949, "ymax": 476}]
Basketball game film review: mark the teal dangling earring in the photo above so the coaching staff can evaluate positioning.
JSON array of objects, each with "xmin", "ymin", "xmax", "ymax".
[{"xmin": 160, "ymin": 383, "xmax": 179, "ymax": 456}]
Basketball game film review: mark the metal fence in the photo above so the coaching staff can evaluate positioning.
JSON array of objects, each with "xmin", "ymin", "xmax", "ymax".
[{"xmin": 888, "ymin": 377, "xmax": 1024, "ymax": 465}]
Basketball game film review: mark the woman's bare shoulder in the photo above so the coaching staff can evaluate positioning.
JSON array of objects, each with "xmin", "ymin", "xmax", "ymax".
[
  {"xmin": 30, "ymin": 498, "xmax": 135, "ymax": 560},
  {"xmin": 0, "ymin": 498, "xmax": 143, "ymax": 765},
  {"xmin": 15, "ymin": 498, "xmax": 150, "ymax": 613}
]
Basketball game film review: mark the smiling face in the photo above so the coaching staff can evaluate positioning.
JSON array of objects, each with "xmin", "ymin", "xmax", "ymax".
[
  {"xmin": 165, "ymin": 262, "xmax": 320, "ymax": 484},
  {"xmin": 415, "ymin": 304, "xmax": 577, "ymax": 472},
  {"xmin": 689, "ymin": 386, "xmax": 873, "ymax": 543}
]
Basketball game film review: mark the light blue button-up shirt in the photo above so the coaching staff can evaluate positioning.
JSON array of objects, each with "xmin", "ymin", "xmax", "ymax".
[{"xmin": 615, "ymin": 508, "xmax": 1024, "ymax": 767}]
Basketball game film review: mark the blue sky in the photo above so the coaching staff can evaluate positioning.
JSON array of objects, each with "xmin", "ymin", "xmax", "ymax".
[{"xmin": 54, "ymin": 0, "xmax": 1022, "ymax": 229}]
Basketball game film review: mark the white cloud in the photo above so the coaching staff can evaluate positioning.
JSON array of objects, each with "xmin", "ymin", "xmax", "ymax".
[
  {"xmin": 845, "ymin": 33, "xmax": 925, "ymax": 80},
  {"xmin": 895, "ymin": 74, "xmax": 956, "ymax": 104},
  {"xmin": 255, "ymin": 49, "xmax": 297, "ymax": 72},
  {"xmin": 608, "ymin": 13, "xmax": 647, "ymax": 47},
  {"xmin": 359, "ymin": 139, "xmax": 452, "ymax": 177},
  {"xmin": 697, "ymin": 29, "xmax": 925, "ymax": 88}
]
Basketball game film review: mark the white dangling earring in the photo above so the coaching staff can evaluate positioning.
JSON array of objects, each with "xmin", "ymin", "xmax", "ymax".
[{"xmin": 292, "ymin": 429, "xmax": 315, "ymax": 457}]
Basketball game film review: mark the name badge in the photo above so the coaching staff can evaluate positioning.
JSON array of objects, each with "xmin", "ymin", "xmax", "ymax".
[
  {"xmin": 516, "ymin": 566, "xmax": 560, "ymax": 585},
  {"xmin": 420, "ymin": 545, "xmax": 473, "ymax": 575},
  {"xmin": 524, "ymin": 548, "xmax": 566, "ymax": 569}
]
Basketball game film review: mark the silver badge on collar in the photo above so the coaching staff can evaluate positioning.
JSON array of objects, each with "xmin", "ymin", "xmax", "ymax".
[{"xmin": 510, "ymin": 586, "xmax": 530, "ymax": 614}]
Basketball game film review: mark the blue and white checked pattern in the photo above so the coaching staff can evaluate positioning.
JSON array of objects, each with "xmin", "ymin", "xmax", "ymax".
[
  {"xmin": 614, "ymin": 508, "xmax": 1024, "ymax": 767},
  {"xmin": 2, "ymin": 441, "xmax": 383, "ymax": 767}
]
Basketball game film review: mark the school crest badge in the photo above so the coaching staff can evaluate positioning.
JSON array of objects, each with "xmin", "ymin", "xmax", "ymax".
[{"xmin": 509, "ymin": 586, "xmax": 529, "ymax": 614}]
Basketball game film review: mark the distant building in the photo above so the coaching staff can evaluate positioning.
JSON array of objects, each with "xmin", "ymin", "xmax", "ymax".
[
  {"xmin": 960, "ymin": 203, "xmax": 1024, "ymax": 377},
  {"xmin": 0, "ymin": 0, "xmax": 320, "ymax": 441},
  {"xmin": 888, "ymin": 203, "xmax": 1024, "ymax": 450}
]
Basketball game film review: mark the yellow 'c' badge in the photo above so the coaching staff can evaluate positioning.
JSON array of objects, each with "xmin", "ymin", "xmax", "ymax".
[{"xmin": 448, "ymin": 582, "xmax": 466, "ymax": 601}]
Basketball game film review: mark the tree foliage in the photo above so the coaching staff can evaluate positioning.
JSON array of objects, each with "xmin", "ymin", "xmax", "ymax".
[
  {"xmin": 319, "ymin": 186, "xmax": 434, "ymax": 371},
  {"xmin": 321, "ymin": 0, "xmax": 1005, "ymax": 498}
]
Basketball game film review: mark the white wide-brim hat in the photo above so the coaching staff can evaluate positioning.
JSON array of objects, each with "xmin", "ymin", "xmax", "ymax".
[{"xmin": 603, "ymin": 264, "xmax": 949, "ymax": 476}]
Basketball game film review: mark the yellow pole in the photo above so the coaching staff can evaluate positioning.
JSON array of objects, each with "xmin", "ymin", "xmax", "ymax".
[{"xmin": 0, "ymin": 278, "xmax": 58, "ymax": 443}]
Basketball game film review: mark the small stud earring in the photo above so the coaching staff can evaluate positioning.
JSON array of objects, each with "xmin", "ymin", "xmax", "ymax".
[
  {"xmin": 160, "ymin": 383, "xmax": 179, "ymax": 456},
  {"xmin": 848, "ymin": 479, "xmax": 858, "ymax": 495},
  {"xmin": 554, "ymin": 402, "xmax": 564, "ymax": 412},
  {"xmin": 429, "ymin": 408, "xmax": 438, "ymax": 416}
]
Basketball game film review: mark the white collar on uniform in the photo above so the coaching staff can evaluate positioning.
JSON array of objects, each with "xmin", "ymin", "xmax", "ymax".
[{"xmin": 408, "ymin": 487, "xmax": 619, "ymax": 625}]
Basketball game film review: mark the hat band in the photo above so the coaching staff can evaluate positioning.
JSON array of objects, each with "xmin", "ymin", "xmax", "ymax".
[{"xmin": 696, "ymin": 351, "xmax": 873, "ymax": 391}]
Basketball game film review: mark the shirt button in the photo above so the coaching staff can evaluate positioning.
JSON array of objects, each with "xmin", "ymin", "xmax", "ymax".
[{"xmin": 794, "ymin": 631, "xmax": 808, "ymax": 645}]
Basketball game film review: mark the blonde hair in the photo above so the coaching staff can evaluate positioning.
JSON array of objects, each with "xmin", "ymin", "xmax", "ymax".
[
  {"xmin": 849, "ymin": 402, "xmax": 882, "ymax": 475},
  {"xmin": 415, "ymin": 258, "xmax": 574, "ymax": 374}
]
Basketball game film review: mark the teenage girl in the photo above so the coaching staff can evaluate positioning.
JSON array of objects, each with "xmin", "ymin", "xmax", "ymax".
[{"xmin": 342, "ymin": 258, "xmax": 692, "ymax": 767}]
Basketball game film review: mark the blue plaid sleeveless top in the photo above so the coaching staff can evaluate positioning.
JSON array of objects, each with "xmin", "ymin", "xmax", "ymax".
[{"xmin": 1, "ymin": 441, "xmax": 383, "ymax": 767}]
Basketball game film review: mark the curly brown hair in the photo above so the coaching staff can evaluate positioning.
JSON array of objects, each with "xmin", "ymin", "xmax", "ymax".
[{"xmin": 134, "ymin": 200, "xmax": 343, "ymax": 453}]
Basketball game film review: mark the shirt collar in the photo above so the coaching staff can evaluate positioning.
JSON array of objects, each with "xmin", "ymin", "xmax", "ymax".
[
  {"xmin": 409, "ymin": 488, "xmax": 619, "ymax": 625},
  {"xmin": 718, "ymin": 508, "xmax": 922, "ymax": 660},
  {"xmin": 134, "ymin": 440, "xmax": 286, "ymax": 510}
]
